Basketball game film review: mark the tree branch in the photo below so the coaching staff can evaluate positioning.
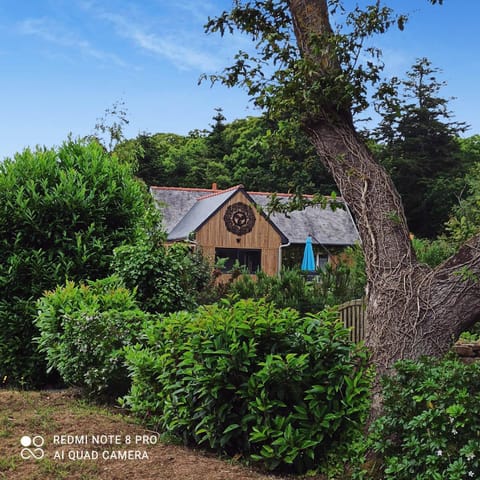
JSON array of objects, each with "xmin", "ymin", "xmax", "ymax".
[{"xmin": 431, "ymin": 233, "xmax": 480, "ymax": 335}]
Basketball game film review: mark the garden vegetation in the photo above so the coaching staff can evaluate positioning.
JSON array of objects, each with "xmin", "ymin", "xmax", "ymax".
[
  {"xmin": 1, "ymin": 132, "xmax": 479, "ymax": 476},
  {"xmin": 0, "ymin": 141, "xmax": 150, "ymax": 386},
  {"xmin": 2, "ymin": 6, "xmax": 480, "ymax": 468}
]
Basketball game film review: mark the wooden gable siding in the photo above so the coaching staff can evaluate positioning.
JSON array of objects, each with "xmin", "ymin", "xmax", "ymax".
[{"xmin": 196, "ymin": 191, "xmax": 282, "ymax": 276}]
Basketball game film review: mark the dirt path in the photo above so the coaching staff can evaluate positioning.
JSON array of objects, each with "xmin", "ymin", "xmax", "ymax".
[{"xmin": 0, "ymin": 389, "xmax": 293, "ymax": 480}]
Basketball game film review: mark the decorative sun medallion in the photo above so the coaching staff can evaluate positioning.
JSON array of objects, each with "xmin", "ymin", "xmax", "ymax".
[{"xmin": 224, "ymin": 202, "xmax": 256, "ymax": 235}]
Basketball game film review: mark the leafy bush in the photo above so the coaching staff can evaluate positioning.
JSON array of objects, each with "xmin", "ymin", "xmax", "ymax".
[
  {"xmin": 371, "ymin": 356, "xmax": 480, "ymax": 480},
  {"xmin": 0, "ymin": 299, "xmax": 40, "ymax": 388},
  {"xmin": 123, "ymin": 299, "xmax": 370, "ymax": 473},
  {"xmin": 316, "ymin": 248, "xmax": 366, "ymax": 306},
  {"xmin": 229, "ymin": 268, "xmax": 326, "ymax": 313},
  {"xmin": 229, "ymin": 245, "xmax": 366, "ymax": 314},
  {"xmin": 0, "ymin": 140, "xmax": 153, "ymax": 386},
  {"xmin": 445, "ymin": 161, "xmax": 480, "ymax": 245},
  {"xmin": 458, "ymin": 330, "xmax": 480, "ymax": 342},
  {"xmin": 411, "ymin": 237, "xmax": 456, "ymax": 267},
  {"xmin": 113, "ymin": 240, "xmax": 211, "ymax": 314},
  {"xmin": 36, "ymin": 276, "xmax": 148, "ymax": 397}
]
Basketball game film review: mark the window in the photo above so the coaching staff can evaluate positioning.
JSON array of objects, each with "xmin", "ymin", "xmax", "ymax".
[
  {"xmin": 316, "ymin": 255, "xmax": 329, "ymax": 271},
  {"xmin": 215, "ymin": 248, "xmax": 262, "ymax": 274}
]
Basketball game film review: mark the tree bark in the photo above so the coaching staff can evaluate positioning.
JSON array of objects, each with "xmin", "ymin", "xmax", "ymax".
[{"xmin": 288, "ymin": 0, "xmax": 480, "ymax": 418}]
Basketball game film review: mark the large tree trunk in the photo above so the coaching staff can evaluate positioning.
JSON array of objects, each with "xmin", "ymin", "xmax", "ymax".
[
  {"xmin": 307, "ymin": 122, "xmax": 480, "ymax": 360},
  {"xmin": 288, "ymin": 0, "xmax": 480, "ymax": 417}
]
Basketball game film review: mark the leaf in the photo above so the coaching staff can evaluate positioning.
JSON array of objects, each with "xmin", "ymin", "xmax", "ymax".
[{"xmin": 223, "ymin": 423, "xmax": 241, "ymax": 434}]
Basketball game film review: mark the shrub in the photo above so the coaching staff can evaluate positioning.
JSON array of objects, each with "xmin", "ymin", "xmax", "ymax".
[
  {"xmin": 0, "ymin": 298, "xmax": 40, "ymax": 388},
  {"xmin": 370, "ymin": 356, "xmax": 480, "ymax": 479},
  {"xmin": 113, "ymin": 240, "xmax": 211, "ymax": 314},
  {"xmin": 0, "ymin": 140, "xmax": 153, "ymax": 386},
  {"xmin": 229, "ymin": 246, "xmax": 366, "ymax": 315},
  {"xmin": 445, "ymin": 161, "xmax": 480, "ymax": 246},
  {"xmin": 35, "ymin": 276, "xmax": 148, "ymax": 398},
  {"xmin": 411, "ymin": 237, "xmax": 456, "ymax": 267},
  {"xmin": 123, "ymin": 299, "xmax": 370, "ymax": 473},
  {"xmin": 313, "ymin": 244, "xmax": 367, "ymax": 306},
  {"xmin": 459, "ymin": 323, "xmax": 480, "ymax": 342},
  {"xmin": 230, "ymin": 268, "xmax": 326, "ymax": 314}
]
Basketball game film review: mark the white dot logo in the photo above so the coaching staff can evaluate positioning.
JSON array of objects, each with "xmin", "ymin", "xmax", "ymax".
[
  {"xmin": 20, "ymin": 435, "xmax": 45, "ymax": 459},
  {"xmin": 20, "ymin": 436, "xmax": 32, "ymax": 447}
]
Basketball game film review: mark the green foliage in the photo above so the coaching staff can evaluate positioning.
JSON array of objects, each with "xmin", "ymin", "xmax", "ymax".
[
  {"xmin": 204, "ymin": 1, "xmax": 408, "ymax": 124},
  {"xmin": 458, "ymin": 135, "xmax": 480, "ymax": 164},
  {"xmin": 458, "ymin": 330, "xmax": 480, "ymax": 342},
  {"xmin": 446, "ymin": 158, "xmax": 480, "ymax": 245},
  {"xmin": 222, "ymin": 116, "xmax": 335, "ymax": 193},
  {"xmin": 123, "ymin": 299, "xmax": 370, "ymax": 473},
  {"xmin": 317, "ymin": 246, "xmax": 366, "ymax": 306},
  {"xmin": 373, "ymin": 58, "xmax": 469, "ymax": 237},
  {"xmin": 411, "ymin": 237, "xmax": 456, "ymax": 267},
  {"xmin": 0, "ymin": 140, "xmax": 152, "ymax": 386},
  {"xmin": 123, "ymin": 114, "xmax": 335, "ymax": 195},
  {"xmin": 112, "ymin": 239, "xmax": 211, "ymax": 314},
  {"xmin": 229, "ymin": 269, "xmax": 326, "ymax": 314},
  {"xmin": 229, "ymin": 255, "xmax": 365, "ymax": 315},
  {"xmin": 0, "ymin": 299, "xmax": 40, "ymax": 388},
  {"xmin": 206, "ymin": 107, "xmax": 229, "ymax": 160},
  {"xmin": 89, "ymin": 100, "xmax": 130, "ymax": 152},
  {"xmin": 370, "ymin": 356, "xmax": 480, "ymax": 480},
  {"xmin": 119, "ymin": 132, "xmax": 195, "ymax": 187},
  {"xmin": 35, "ymin": 277, "xmax": 147, "ymax": 398}
]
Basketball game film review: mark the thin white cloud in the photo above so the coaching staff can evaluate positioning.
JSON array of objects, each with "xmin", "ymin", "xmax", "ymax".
[
  {"xmin": 97, "ymin": 11, "xmax": 222, "ymax": 72},
  {"xmin": 18, "ymin": 17, "xmax": 129, "ymax": 68},
  {"xmin": 169, "ymin": 0, "xmax": 217, "ymax": 23},
  {"xmin": 73, "ymin": 0, "xmax": 255, "ymax": 73},
  {"xmin": 133, "ymin": 30, "xmax": 220, "ymax": 71}
]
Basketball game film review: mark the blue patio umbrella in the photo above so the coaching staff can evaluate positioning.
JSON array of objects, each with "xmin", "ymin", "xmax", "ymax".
[{"xmin": 301, "ymin": 236, "xmax": 316, "ymax": 271}]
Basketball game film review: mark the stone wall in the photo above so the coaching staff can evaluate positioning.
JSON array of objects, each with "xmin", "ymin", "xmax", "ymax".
[{"xmin": 453, "ymin": 341, "xmax": 480, "ymax": 363}]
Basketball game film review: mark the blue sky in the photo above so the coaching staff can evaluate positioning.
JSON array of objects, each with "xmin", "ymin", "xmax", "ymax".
[{"xmin": 1, "ymin": 0, "xmax": 479, "ymax": 160}]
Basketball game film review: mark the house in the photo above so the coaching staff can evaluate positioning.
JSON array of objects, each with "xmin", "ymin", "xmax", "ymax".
[{"xmin": 150, "ymin": 184, "xmax": 359, "ymax": 276}]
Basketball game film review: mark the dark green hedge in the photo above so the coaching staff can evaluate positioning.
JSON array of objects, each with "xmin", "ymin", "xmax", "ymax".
[
  {"xmin": 123, "ymin": 299, "xmax": 370, "ymax": 473},
  {"xmin": 0, "ymin": 140, "xmax": 152, "ymax": 386}
]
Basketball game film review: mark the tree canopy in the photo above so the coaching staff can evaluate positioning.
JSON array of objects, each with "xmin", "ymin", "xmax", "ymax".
[
  {"xmin": 122, "ymin": 112, "xmax": 336, "ymax": 194},
  {"xmin": 0, "ymin": 140, "xmax": 154, "ymax": 386},
  {"xmin": 373, "ymin": 58, "xmax": 470, "ymax": 237}
]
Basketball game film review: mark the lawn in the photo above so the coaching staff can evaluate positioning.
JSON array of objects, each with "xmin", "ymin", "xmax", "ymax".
[{"xmin": 0, "ymin": 389, "xmax": 292, "ymax": 480}]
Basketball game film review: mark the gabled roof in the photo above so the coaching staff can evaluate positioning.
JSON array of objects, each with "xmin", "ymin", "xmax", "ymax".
[
  {"xmin": 168, "ymin": 187, "xmax": 240, "ymax": 241},
  {"xmin": 150, "ymin": 186, "xmax": 213, "ymax": 234},
  {"xmin": 150, "ymin": 185, "xmax": 359, "ymax": 245}
]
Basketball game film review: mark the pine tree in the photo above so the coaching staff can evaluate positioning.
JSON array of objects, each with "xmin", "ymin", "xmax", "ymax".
[{"xmin": 374, "ymin": 58, "xmax": 468, "ymax": 237}]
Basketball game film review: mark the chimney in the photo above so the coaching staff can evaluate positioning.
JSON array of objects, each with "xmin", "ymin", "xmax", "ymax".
[{"xmin": 212, "ymin": 182, "xmax": 218, "ymax": 190}]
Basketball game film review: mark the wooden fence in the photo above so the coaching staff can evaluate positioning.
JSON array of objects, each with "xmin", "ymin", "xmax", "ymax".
[{"xmin": 338, "ymin": 298, "xmax": 366, "ymax": 343}]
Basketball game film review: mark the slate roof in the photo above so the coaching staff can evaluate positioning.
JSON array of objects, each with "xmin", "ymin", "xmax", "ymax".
[
  {"xmin": 168, "ymin": 187, "xmax": 240, "ymax": 241},
  {"xmin": 150, "ymin": 185, "xmax": 359, "ymax": 246}
]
